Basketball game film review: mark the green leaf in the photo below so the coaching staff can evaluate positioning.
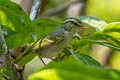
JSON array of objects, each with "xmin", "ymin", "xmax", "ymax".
[
  {"xmin": 78, "ymin": 32, "xmax": 120, "ymax": 51},
  {"xmin": 77, "ymin": 16, "xmax": 107, "ymax": 30},
  {"xmin": 101, "ymin": 22, "xmax": 120, "ymax": 38},
  {"xmin": 28, "ymin": 60, "xmax": 120, "ymax": 80},
  {"xmin": 102, "ymin": 22, "xmax": 120, "ymax": 33},
  {"xmin": 70, "ymin": 33, "xmax": 120, "ymax": 53},
  {"xmin": 32, "ymin": 18, "xmax": 60, "ymax": 40},
  {"xmin": 76, "ymin": 16, "xmax": 107, "ymax": 37},
  {"xmin": 70, "ymin": 50, "xmax": 102, "ymax": 67},
  {"xmin": 79, "ymin": 38, "xmax": 120, "ymax": 51},
  {"xmin": 90, "ymin": 33, "xmax": 120, "ymax": 47},
  {"xmin": 0, "ymin": 0, "xmax": 33, "ymax": 51}
]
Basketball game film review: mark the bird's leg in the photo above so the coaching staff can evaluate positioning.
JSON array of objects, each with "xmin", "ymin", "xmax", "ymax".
[
  {"xmin": 73, "ymin": 33, "xmax": 81, "ymax": 40},
  {"xmin": 38, "ymin": 55, "xmax": 46, "ymax": 66}
]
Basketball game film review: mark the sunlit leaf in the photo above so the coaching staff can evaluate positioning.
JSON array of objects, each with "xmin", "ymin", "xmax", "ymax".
[
  {"xmin": 0, "ymin": 0, "xmax": 33, "ymax": 51},
  {"xmin": 90, "ymin": 33, "xmax": 120, "ymax": 47},
  {"xmin": 28, "ymin": 60, "xmax": 120, "ymax": 80},
  {"xmin": 101, "ymin": 22, "xmax": 120, "ymax": 39},
  {"xmin": 109, "ymin": 51, "xmax": 120, "ymax": 71},
  {"xmin": 102, "ymin": 22, "xmax": 120, "ymax": 33}
]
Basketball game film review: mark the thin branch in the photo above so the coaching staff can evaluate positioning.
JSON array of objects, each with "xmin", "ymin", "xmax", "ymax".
[
  {"xmin": 79, "ymin": 0, "xmax": 88, "ymax": 15},
  {"xmin": 0, "ymin": 25, "xmax": 15, "ymax": 80},
  {"xmin": 37, "ymin": 0, "xmax": 48, "ymax": 17},
  {"xmin": 40, "ymin": 0, "xmax": 81, "ymax": 17},
  {"xmin": 29, "ymin": 0, "xmax": 42, "ymax": 42},
  {"xmin": 0, "ymin": 26, "xmax": 7, "ymax": 55},
  {"xmin": 0, "ymin": 73, "xmax": 10, "ymax": 80},
  {"xmin": 29, "ymin": 0, "xmax": 41, "ymax": 21}
]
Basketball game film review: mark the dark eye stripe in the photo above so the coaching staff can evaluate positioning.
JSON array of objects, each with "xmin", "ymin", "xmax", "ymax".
[
  {"xmin": 74, "ymin": 22, "xmax": 78, "ymax": 26},
  {"xmin": 63, "ymin": 18, "xmax": 81, "ymax": 25}
]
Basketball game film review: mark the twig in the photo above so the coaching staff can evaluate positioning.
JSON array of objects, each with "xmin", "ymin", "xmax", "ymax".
[
  {"xmin": 0, "ymin": 73, "xmax": 10, "ymax": 80},
  {"xmin": 79, "ymin": 0, "xmax": 88, "ymax": 15},
  {"xmin": 0, "ymin": 25, "xmax": 15, "ymax": 80},
  {"xmin": 0, "ymin": 26, "xmax": 7, "ymax": 55},
  {"xmin": 37, "ymin": 0, "xmax": 48, "ymax": 17},
  {"xmin": 29, "ymin": 0, "xmax": 41, "ymax": 21},
  {"xmin": 29, "ymin": 0, "xmax": 42, "ymax": 42}
]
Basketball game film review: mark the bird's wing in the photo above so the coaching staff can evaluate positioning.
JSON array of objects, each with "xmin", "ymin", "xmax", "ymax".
[
  {"xmin": 40, "ymin": 35, "xmax": 64, "ymax": 48},
  {"xmin": 33, "ymin": 30, "xmax": 65, "ymax": 49}
]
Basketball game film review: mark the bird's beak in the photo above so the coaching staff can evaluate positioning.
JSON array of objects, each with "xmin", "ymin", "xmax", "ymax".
[{"xmin": 80, "ymin": 25, "xmax": 88, "ymax": 29}]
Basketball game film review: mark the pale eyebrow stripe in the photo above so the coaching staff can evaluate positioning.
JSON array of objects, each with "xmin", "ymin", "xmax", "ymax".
[{"xmin": 63, "ymin": 18, "xmax": 81, "ymax": 25}]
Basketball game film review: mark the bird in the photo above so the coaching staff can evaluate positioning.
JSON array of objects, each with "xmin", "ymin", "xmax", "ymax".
[{"xmin": 32, "ymin": 18, "xmax": 86, "ymax": 58}]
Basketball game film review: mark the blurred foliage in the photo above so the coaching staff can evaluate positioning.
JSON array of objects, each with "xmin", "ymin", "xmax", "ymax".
[
  {"xmin": 47, "ymin": 0, "xmax": 67, "ymax": 8},
  {"xmin": 85, "ymin": 0, "xmax": 120, "ymax": 22},
  {"xmin": 109, "ymin": 51, "xmax": 120, "ymax": 70}
]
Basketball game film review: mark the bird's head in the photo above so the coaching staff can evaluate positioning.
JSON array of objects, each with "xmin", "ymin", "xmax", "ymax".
[{"xmin": 62, "ymin": 18, "xmax": 86, "ymax": 34}]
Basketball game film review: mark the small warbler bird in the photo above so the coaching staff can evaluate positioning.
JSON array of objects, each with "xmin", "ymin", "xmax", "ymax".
[{"xmin": 33, "ymin": 18, "xmax": 86, "ymax": 58}]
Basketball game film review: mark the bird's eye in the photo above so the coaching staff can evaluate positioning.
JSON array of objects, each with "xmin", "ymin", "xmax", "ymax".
[{"xmin": 74, "ymin": 23, "xmax": 78, "ymax": 26}]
